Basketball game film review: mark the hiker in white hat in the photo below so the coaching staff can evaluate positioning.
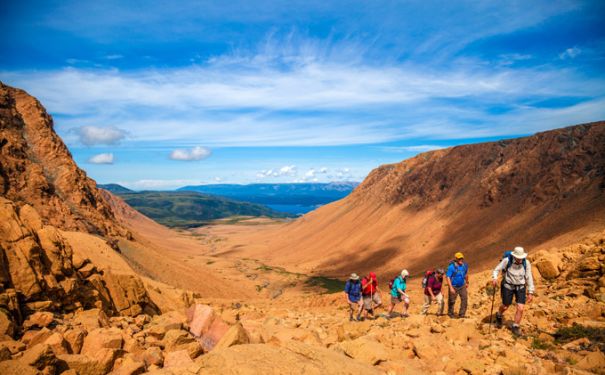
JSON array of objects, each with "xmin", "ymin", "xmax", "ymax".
[
  {"xmin": 492, "ymin": 246, "xmax": 535, "ymax": 336},
  {"xmin": 387, "ymin": 269, "xmax": 410, "ymax": 318},
  {"xmin": 344, "ymin": 273, "xmax": 363, "ymax": 321}
]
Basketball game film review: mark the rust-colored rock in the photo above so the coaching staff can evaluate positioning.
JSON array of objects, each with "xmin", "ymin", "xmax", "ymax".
[
  {"xmin": 213, "ymin": 322, "xmax": 250, "ymax": 351},
  {"xmin": 81, "ymin": 328, "xmax": 124, "ymax": 355},
  {"xmin": 186, "ymin": 304, "xmax": 229, "ymax": 351}
]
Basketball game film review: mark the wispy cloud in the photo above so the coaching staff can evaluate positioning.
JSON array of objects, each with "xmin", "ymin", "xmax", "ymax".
[
  {"xmin": 74, "ymin": 125, "xmax": 127, "ymax": 146},
  {"xmin": 88, "ymin": 152, "xmax": 114, "ymax": 164},
  {"xmin": 256, "ymin": 165, "xmax": 297, "ymax": 178},
  {"xmin": 559, "ymin": 46, "xmax": 582, "ymax": 60},
  {"xmin": 169, "ymin": 146, "xmax": 212, "ymax": 161}
]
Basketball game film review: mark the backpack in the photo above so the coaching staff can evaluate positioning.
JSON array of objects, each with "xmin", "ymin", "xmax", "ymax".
[
  {"xmin": 388, "ymin": 275, "xmax": 402, "ymax": 291},
  {"xmin": 503, "ymin": 250, "xmax": 526, "ymax": 273},
  {"xmin": 421, "ymin": 270, "xmax": 435, "ymax": 289}
]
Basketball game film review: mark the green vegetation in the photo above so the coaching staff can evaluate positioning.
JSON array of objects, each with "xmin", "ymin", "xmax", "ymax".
[
  {"xmin": 554, "ymin": 323, "xmax": 605, "ymax": 351},
  {"xmin": 305, "ymin": 276, "xmax": 344, "ymax": 294},
  {"xmin": 531, "ymin": 337, "xmax": 553, "ymax": 350},
  {"xmin": 113, "ymin": 191, "xmax": 293, "ymax": 228}
]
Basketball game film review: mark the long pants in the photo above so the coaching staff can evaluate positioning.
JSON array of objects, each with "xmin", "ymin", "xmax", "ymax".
[
  {"xmin": 421, "ymin": 293, "xmax": 444, "ymax": 315},
  {"xmin": 448, "ymin": 285, "xmax": 468, "ymax": 317}
]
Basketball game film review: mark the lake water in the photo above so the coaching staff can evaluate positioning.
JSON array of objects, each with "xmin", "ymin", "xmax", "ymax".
[{"xmin": 266, "ymin": 204, "xmax": 322, "ymax": 215}]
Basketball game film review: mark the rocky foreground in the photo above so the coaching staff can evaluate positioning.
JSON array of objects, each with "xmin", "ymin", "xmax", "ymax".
[{"xmin": 1, "ymin": 225, "xmax": 604, "ymax": 374}]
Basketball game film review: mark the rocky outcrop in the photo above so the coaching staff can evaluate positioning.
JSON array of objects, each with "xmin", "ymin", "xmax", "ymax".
[{"xmin": 0, "ymin": 82, "xmax": 128, "ymax": 238}]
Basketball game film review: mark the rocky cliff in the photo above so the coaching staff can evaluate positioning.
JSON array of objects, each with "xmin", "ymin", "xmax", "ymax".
[{"xmin": 0, "ymin": 83, "xmax": 128, "ymax": 238}]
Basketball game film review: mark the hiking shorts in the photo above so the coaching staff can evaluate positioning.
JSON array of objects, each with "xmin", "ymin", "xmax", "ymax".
[
  {"xmin": 501, "ymin": 283, "xmax": 526, "ymax": 305},
  {"xmin": 362, "ymin": 294, "xmax": 381, "ymax": 310},
  {"xmin": 391, "ymin": 294, "xmax": 409, "ymax": 305}
]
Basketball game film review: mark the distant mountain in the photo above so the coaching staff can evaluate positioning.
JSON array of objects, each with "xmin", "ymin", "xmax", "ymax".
[
  {"xmin": 177, "ymin": 182, "xmax": 359, "ymax": 214},
  {"xmin": 99, "ymin": 183, "xmax": 134, "ymax": 194},
  {"xmin": 110, "ymin": 191, "xmax": 293, "ymax": 227}
]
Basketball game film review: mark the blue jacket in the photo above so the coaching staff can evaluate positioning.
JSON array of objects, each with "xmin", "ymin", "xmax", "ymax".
[
  {"xmin": 446, "ymin": 261, "xmax": 468, "ymax": 288},
  {"xmin": 344, "ymin": 280, "xmax": 362, "ymax": 302}
]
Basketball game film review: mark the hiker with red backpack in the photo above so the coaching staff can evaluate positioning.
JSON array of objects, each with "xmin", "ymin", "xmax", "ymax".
[
  {"xmin": 387, "ymin": 270, "xmax": 410, "ymax": 318},
  {"xmin": 421, "ymin": 268, "xmax": 445, "ymax": 315},
  {"xmin": 361, "ymin": 272, "xmax": 382, "ymax": 320},
  {"xmin": 446, "ymin": 252, "xmax": 469, "ymax": 318},
  {"xmin": 344, "ymin": 273, "xmax": 363, "ymax": 321},
  {"xmin": 492, "ymin": 246, "xmax": 535, "ymax": 336}
]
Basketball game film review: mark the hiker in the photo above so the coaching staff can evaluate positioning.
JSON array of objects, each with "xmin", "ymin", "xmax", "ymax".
[
  {"xmin": 344, "ymin": 273, "xmax": 363, "ymax": 321},
  {"xmin": 421, "ymin": 268, "xmax": 445, "ymax": 315},
  {"xmin": 388, "ymin": 269, "xmax": 410, "ymax": 318},
  {"xmin": 446, "ymin": 252, "xmax": 469, "ymax": 318},
  {"xmin": 492, "ymin": 246, "xmax": 535, "ymax": 336},
  {"xmin": 361, "ymin": 272, "xmax": 382, "ymax": 319}
]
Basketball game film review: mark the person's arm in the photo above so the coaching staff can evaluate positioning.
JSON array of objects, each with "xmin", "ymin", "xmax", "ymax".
[
  {"xmin": 344, "ymin": 283, "xmax": 352, "ymax": 303},
  {"xmin": 526, "ymin": 260, "xmax": 535, "ymax": 303},
  {"xmin": 427, "ymin": 277, "xmax": 436, "ymax": 299},
  {"xmin": 446, "ymin": 265, "xmax": 455, "ymax": 293},
  {"xmin": 465, "ymin": 264, "xmax": 469, "ymax": 286},
  {"xmin": 492, "ymin": 258, "xmax": 507, "ymax": 286}
]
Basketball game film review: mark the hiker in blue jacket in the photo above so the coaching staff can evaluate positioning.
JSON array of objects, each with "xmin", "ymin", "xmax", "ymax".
[
  {"xmin": 446, "ymin": 252, "xmax": 469, "ymax": 318},
  {"xmin": 344, "ymin": 273, "xmax": 363, "ymax": 321}
]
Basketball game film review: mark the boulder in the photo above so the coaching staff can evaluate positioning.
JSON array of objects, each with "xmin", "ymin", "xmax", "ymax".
[
  {"xmin": 58, "ymin": 348, "xmax": 119, "ymax": 375},
  {"xmin": 0, "ymin": 360, "xmax": 38, "ymax": 375},
  {"xmin": 73, "ymin": 309, "xmax": 111, "ymax": 330},
  {"xmin": 22, "ymin": 328, "xmax": 53, "ymax": 348},
  {"xmin": 141, "ymin": 346, "xmax": 164, "ymax": 367},
  {"xmin": 338, "ymin": 337, "xmax": 388, "ymax": 366},
  {"xmin": 103, "ymin": 272, "xmax": 156, "ymax": 317},
  {"xmin": 17, "ymin": 204, "xmax": 43, "ymax": 232},
  {"xmin": 151, "ymin": 311, "xmax": 185, "ymax": 332},
  {"xmin": 64, "ymin": 328, "xmax": 86, "ymax": 354},
  {"xmin": 110, "ymin": 355, "xmax": 145, "ymax": 375},
  {"xmin": 23, "ymin": 311, "xmax": 54, "ymax": 330},
  {"xmin": 576, "ymin": 350, "xmax": 605, "ymax": 372},
  {"xmin": 43, "ymin": 332, "xmax": 70, "ymax": 355},
  {"xmin": 198, "ymin": 341, "xmax": 382, "ymax": 374},
  {"xmin": 163, "ymin": 349, "xmax": 193, "ymax": 368},
  {"xmin": 162, "ymin": 329, "xmax": 195, "ymax": 352},
  {"xmin": 0, "ymin": 339, "xmax": 26, "ymax": 354},
  {"xmin": 213, "ymin": 322, "xmax": 250, "ymax": 351},
  {"xmin": 0, "ymin": 310, "xmax": 15, "ymax": 338},
  {"xmin": 186, "ymin": 304, "xmax": 229, "ymax": 351},
  {"xmin": 81, "ymin": 328, "xmax": 124, "ymax": 355},
  {"xmin": 0, "ymin": 344, "xmax": 12, "ymax": 361},
  {"xmin": 534, "ymin": 254, "xmax": 561, "ymax": 280},
  {"xmin": 19, "ymin": 343, "xmax": 56, "ymax": 370}
]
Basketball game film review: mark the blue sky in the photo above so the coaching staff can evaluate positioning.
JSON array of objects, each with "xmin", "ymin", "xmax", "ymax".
[{"xmin": 1, "ymin": 0, "xmax": 604, "ymax": 189}]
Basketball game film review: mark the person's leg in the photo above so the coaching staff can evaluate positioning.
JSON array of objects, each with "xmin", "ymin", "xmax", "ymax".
[
  {"xmin": 421, "ymin": 294, "xmax": 431, "ymax": 315},
  {"xmin": 402, "ymin": 296, "xmax": 409, "ymax": 316},
  {"xmin": 356, "ymin": 301, "xmax": 363, "ymax": 320},
  {"xmin": 458, "ymin": 286, "xmax": 468, "ymax": 317},
  {"xmin": 436, "ymin": 293, "xmax": 444, "ymax": 316},
  {"xmin": 514, "ymin": 303, "xmax": 525, "ymax": 325},
  {"xmin": 447, "ymin": 288, "xmax": 458, "ymax": 317},
  {"xmin": 497, "ymin": 284, "xmax": 513, "ymax": 328}
]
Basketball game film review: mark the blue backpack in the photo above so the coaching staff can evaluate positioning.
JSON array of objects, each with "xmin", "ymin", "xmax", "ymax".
[{"xmin": 503, "ymin": 250, "xmax": 527, "ymax": 273}]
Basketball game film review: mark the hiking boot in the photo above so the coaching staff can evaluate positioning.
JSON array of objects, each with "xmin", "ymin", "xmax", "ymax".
[
  {"xmin": 511, "ymin": 325, "xmax": 522, "ymax": 337},
  {"xmin": 495, "ymin": 313, "xmax": 503, "ymax": 328},
  {"xmin": 349, "ymin": 316, "xmax": 354, "ymax": 322},
  {"xmin": 448, "ymin": 313, "xmax": 455, "ymax": 319}
]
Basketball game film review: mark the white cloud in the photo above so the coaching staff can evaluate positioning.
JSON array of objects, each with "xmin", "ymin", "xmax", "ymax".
[
  {"xmin": 169, "ymin": 146, "xmax": 212, "ymax": 161},
  {"xmin": 88, "ymin": 153, "xmax": 114, "ymax": 164},
  {"xmin": 119, "ymin": 179, "xmax": 205, "ymax": 190},
  {"xmin": 559, "ymin": 47, "xmax": 581, "ymax": 60},
  {"xmin": 74, "ymin": 125, "xmax": 127, "ymax": 146},
  {"xmin": 256, "ymin": 165, "xmax": 297, "ymax": 178},
  {"xmin": 105, "ymin": 54, "xmax": 123, "ymax": 60}
]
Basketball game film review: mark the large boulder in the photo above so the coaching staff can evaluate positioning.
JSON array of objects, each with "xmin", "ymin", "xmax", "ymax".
[
  {"xmin": 0, "ymin": 360, "xmax": 38, "ymax": 375},
  {"xmin": 73, "ymin": 309, "xmax": 111, "ymax": 331},
  {"xmin": 186, "ymin": 304, "xmax": 229, "ymax": 351},
  {"xmin": 338, "ymin": 336, "xmax": 388, "ymax": 366},
  {"xmin": 213, "ymin": 322, "xmax": 250, "ymax": 351},
  {"xmin": 198, "ymin": 341, "xmax": 382, "ymax": 374},
  {"xmin": 102, "ymin": 272, "xmax": 157, "ymax": 317},
  {"xmin": 534, "ymin": 253, "xmax": 562, "ymax": 280},
  {"xmin": 163, "ymin": 349, "xmax": 193, "ymax": 368},
  {"xmin": 58, "ymin": 348, "xmax": 119, "ymax": 375},
  {"xmin": 81, "ymin": 328, "xmax": 124, "ymax": 355},
  {"xmin": 23, "ymin": 312, "xmax": 54, "ymax": 330}
]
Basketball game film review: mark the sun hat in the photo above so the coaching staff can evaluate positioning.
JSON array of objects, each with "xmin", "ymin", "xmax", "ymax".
[
  {"xmin": 436, "ymin": 268, "xmax": 445, "ymax": 274},
  {"xmin": 455, "ymin": 252, "xmax": 464, "ymax": 259},
  {"xmin": 511, "ymin": 246, "xmax": 527, "ymax": 259},
  {"xmin": 401, "ymin": 269, "xmax": 409, "ymax": 278},
  {"xmin": 350, "ymin": 273, "xmax": 359, "ymax": 280}
]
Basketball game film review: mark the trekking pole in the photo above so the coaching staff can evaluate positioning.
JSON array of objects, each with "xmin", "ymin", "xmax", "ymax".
[{"xmin": 488, "ymin": 283, "xmax": 496, "ymax": 335}]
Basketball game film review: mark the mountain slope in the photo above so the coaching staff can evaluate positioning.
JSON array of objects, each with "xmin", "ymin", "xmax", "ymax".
[
  {"xmin": 111, "ymin": 190, "xmax": 292, "ymax": 227},
  {"xmin": 0, "ymin": 82, "xmax": 127, "ymax": 237},
  {"xmin": 231, "ymin": 122, "xmax": 605, "ymax": 277}
]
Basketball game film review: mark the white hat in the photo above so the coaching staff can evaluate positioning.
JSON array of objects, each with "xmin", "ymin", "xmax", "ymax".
[
  {"xmin": 511, "ymin": 246, "xmax": 527, "ymax": 259},
  {"xmin": 401, "ymin": 269, "xmax": 409, "ymax": 278},
  {"xmin": 350, "ymin": 273, "xmax": 360, "ymax": 280}
]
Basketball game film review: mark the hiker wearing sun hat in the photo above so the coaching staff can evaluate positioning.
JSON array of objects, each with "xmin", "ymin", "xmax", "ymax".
[
  {"xmin": 446, "ymin": 252, "xmax": 469, "ymax": 318},
  {"xmin": 492, "ymin": 246, "xmax": 535, "ymax": 336},
  {"xmin": 344, "ymin": 273, "xmax": 363, "ymax": 321},
  {"xmin": 388, "ymin": 269, "xmax": 410, "ymax": 318}
]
